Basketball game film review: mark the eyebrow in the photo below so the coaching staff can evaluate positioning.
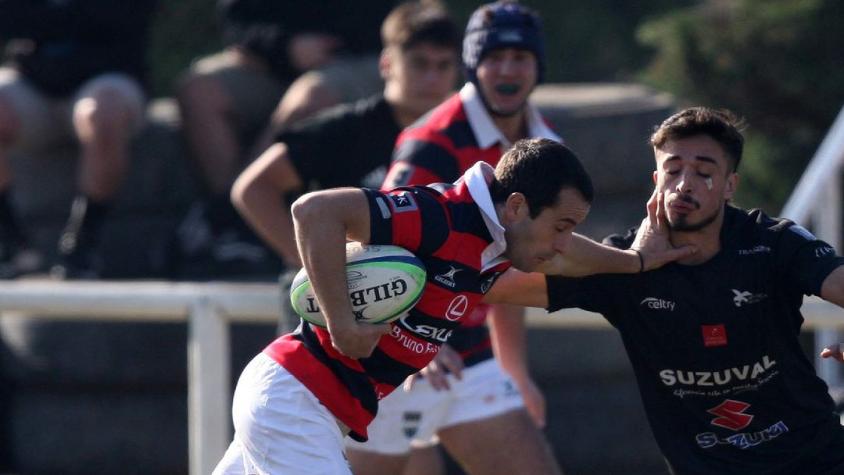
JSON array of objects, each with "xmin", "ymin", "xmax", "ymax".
[{"xmin": 663, "ymin": 155, "xmax": 718, "ymax": 166}]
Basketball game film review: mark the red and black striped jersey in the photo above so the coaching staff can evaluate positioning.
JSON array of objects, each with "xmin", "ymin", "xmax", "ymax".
[
  {"xmin": 263, "ymin": 162, "xmax": 511, "ymax": 442},
  {"xmin": 381, "ymin": 81, "xmax": 560, "ymax": 364}
]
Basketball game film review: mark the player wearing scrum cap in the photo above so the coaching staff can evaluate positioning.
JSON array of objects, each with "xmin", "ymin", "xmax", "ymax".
[{"xmin": 360, "ymin": 2, "xmax": 561, "ymax": 473}]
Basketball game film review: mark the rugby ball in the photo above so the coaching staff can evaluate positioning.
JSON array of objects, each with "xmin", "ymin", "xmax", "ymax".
[{"xmin": 290, "ymin": 242, "xmax": 426, "ymax": 327}]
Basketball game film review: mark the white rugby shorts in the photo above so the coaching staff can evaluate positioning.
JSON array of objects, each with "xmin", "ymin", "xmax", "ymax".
[
  {"xmin": 346, "ymin": 358, "xmax": 524, "ymax": 455},
  {"xmin": 213, "ymin": 353, "xmax": 352, "ymax": 475}
]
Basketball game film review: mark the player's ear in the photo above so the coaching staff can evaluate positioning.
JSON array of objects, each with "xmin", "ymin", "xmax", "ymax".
[
  {"xmin": 652, "ymin": 170, "xmax": 658, "ymax": 185},
  {"xmin": 504, "ymin": 192, "xmax": 529, "ymax": 222},
  {"xmin": 379, "ymin": 47, "xmax": 392, "ymax": 81},
  {"xmin": 724, "ymin": 172, "xmax": 739, "ymax": 200}
]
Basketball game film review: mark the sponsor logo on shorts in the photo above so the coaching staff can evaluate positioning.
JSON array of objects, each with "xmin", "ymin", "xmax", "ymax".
[
  {"xmin": 640, "ymin": 297, "xmax": 675, "ymax": 311},
  {"xmin": 402, "ymin": 411, "xmax": 422, "ymax": 439}
]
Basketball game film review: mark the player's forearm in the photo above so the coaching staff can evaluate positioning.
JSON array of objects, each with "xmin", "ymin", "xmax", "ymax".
[
  {"xmin": 232, "ymin": 176, "xmax": 301, "ymax": 267},
  {"xmin": 291, "ymin": 189, "xmax": 372, "ymax": 329},
  {"xmin": 488, "ymin": 304, "xmax": 530, "ymax": 380},
  {"xmin": 291, "ymin": 192, "xmax": 356, "ymax": 326},
  {"xmin": 820, "ymin": 265, "xmax": 844, "ymax": 308},
  {"xmin": 551, "ymin": 234, "xmax": 639, "ymax": 276}
]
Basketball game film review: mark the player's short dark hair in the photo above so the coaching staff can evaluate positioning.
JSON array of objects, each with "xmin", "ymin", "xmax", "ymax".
[
  {"xmin": 490, "ymin": 138, "xmax": 593, "ymax": 218},
  {"xmin": 381, "ymin": 0, "xmax": 460, "ymax": 52},
  {"xmin": 650, "ymin": 107, "xmax": 746, "ymax": 172}
]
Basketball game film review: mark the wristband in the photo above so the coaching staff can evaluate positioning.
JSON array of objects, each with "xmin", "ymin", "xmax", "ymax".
[{"xmin": 633, "ymin": 249, "xmax": 644, "ymax": 273}]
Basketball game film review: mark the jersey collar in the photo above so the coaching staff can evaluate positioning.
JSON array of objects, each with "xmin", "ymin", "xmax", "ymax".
[
  {"xmin": 459, "ymin": 82, "xmax": 561, "ymax": 150},
  {"xmin": 463, "ymin": 161, "xmax": 508, "ymax": 271}
]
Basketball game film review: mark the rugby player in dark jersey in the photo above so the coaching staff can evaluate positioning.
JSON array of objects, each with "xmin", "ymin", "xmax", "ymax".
[{"xmin": 487, "ymin": 107, "xmax": 844, "ymax": 475}]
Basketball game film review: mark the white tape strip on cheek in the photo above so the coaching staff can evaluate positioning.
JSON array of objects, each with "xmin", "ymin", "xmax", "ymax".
[{"xmin": 705, "ymin": 177, "xmax": 713, "ymax": 190}]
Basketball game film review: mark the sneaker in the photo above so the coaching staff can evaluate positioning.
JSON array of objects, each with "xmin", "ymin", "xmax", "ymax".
[{"xmin": 50, "ymin": 228, "xmax": 102, "ymax": 280}]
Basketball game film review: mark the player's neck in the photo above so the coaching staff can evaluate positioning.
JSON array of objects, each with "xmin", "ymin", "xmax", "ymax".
[
  {"xmin": 669, "ymin": 215, "xmax": 724, "ymax": 265},
  {"xmin": 387, "ymin": 97, "xmax": 422, "ymax": 128},
  {"xmin": 491, "ymin": 109, "xmax": 529, "ymax": 145}
]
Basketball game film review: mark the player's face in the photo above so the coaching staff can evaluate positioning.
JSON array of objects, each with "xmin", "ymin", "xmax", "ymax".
[
  {"xmin": 387, "ymin": 43, "xmax": 458, "ymax": 117},
  {"xmin": 654, "ymin": 135, "xmax": 738, "ymax": 232},
  {"xmin": 475, "ymin": 48, "xmax": 538, "ymax": 117},
  {"xmin": 504, "ymin": 187, "xmax": 590, "ymax": 272}
]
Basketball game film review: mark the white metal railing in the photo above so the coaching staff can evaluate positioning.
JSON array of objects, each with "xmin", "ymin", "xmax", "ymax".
[
  {"xmin": 0, "ymin": 280, "xmax": 842, "ymax": 474},
  {"xmin": 781, "ymin": 104, "xmax": 844, "ymax": 387}
]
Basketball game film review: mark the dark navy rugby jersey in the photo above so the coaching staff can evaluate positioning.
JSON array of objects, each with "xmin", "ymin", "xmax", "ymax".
[
  {"xmin": 546, "ymin": 206, "xmax": 844, "ymax": 475},
  {"xmin": 382, "ymin": 82, "xmax": 559, "ymax": 365},
  {"xmin": 264, "ymin": 166, "xmax": 510, "ymax": 442}
]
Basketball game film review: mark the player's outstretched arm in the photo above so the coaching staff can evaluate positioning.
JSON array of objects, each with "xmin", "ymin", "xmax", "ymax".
[
  {"xmin": 231, "ymin": 143, "xmax": 303, "ymax": 267},
  {"xmin": 484, "ymin": 269, "xmax": 548, "ymax": 307},
  {"xmin": 292, "ymin": 189, "xmax": 390, "ymax": 358},
  {"xmin": 488, "ymin": 304, "xmax": 546, "ymax": 428},
  {"xmin": 537, "ymin": 191, "xmax": 695, "ymax": 277}
]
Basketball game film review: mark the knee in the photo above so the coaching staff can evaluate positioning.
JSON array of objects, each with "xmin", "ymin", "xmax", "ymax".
[
  {"xmin": 73, "ymin": 87, "xmax": 138, "ymax": 138},
  {"xmin": 176, "ymin": 72, "xmax": 229, "ymax": 116}
]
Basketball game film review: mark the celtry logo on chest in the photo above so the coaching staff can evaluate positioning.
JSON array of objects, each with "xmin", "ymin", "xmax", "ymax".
[{"xmin": 640, "ymin": 297, "xmax": 676, "ymax": 311}]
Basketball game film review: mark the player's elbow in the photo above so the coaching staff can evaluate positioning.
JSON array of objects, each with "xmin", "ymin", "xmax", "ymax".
[{"xmin": 291, "ymin": 190, "xmax": 327, "ymax": 227}]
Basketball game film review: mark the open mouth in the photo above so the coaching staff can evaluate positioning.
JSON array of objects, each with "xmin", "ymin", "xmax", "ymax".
[{"xmin": 494, "ymin": 84, "xmax": 520, "ymax": 96}]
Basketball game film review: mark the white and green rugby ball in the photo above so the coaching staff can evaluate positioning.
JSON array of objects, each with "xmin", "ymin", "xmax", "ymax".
[{"xmin": 290, "ymin": 242, "xmax": 427, "ymax": 327}]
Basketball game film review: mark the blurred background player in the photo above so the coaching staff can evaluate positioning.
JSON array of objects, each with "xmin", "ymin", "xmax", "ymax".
[
  {"xmin": 0, "ymin": 0, "xmax": 157, "ymax": 279},
  {"xmin": 348, "ymin": 2, "xmax": 563, "ymax": 474},
  {"xmin": 230, "ymin": 0, "xmax": 459, "ymax": 272},
  {"xmin": 175, "ymin": 0, "xmax": 394, "ymax": 277}
]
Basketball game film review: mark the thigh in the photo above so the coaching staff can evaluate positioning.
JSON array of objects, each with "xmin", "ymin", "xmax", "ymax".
[
  {"xmin": 232, "ymin": 353, "xmax": 352, "ymax": 475},
  {"xmin": 441, "ymin": 359, "xmax": 525, "ymax": 429},
  {"xmin": 191, "ymin": 50, "xmax": 287, "ymax": 135},
  {"xmin": 438, "ymin": 409, "xmax": 562, "ymax": 475},
  {"xmin": 307, "ymin": 54, "xmax": 382, "ymax": 104},
  {"xmin": 347, "ymin": 382, "xmax": 451, "ymax": 456}
]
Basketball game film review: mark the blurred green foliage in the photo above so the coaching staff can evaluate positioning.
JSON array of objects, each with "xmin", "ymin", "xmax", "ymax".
[{"xmin": 637, "ymin": 0, "xmax": 844, "ymax": 211}]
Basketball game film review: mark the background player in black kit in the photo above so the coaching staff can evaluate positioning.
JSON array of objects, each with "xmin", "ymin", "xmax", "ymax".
[{"xmin": 486, "ymin": 107, "xmax": 844, "ymax": 474}]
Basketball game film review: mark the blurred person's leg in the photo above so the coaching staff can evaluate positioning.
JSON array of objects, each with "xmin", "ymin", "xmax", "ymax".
[
  {"xmin": 255, "ymin": 55, "xmax": 382, "ymax": 153},
  {"xmin": 0, "ymin": 67, "xmax": 61, "ymax": 277},
  {"xmin": 437, "ymin": 409, "xmax": 561, "ymax": 475},
  {"xmin": 52, "ymin": 73, "xmax": 145, "ymax": 279},
  {"xmin": 175, "ymin": 49, "xmax": 287, "ymax": 276},
  {"xmin": 434, "ymin": 359, "xmax": 560, "ymax": 475}
]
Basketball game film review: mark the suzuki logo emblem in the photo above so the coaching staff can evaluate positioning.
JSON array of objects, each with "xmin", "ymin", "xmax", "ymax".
[{"xmin": 707, "ymin": 399, "xmax": 754, "ymax": 431}]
